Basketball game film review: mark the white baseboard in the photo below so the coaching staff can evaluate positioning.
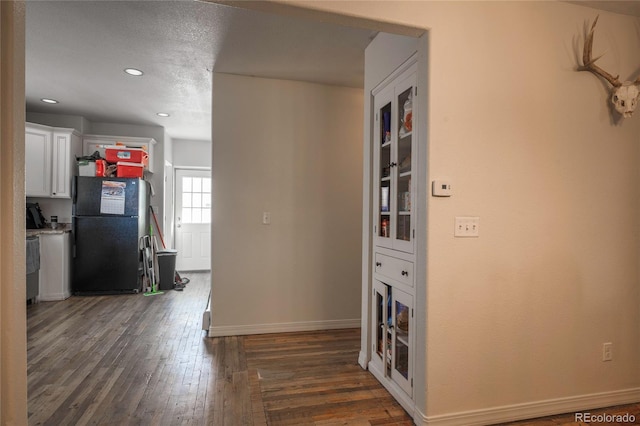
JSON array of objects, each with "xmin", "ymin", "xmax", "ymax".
[
  {"xmin": 38, "ymin": 292, "xmax": 71, "ymax": 302},
  {"xmin": 368, "ymin": 360, "xmax": 417, "ymax": 417},
  {"xmin": 358, "ymin": 350, "xmax": 368, "ymax": 369},
  {"xmin": 414, "ymin": 387, "xmax": 640, "ymax": 426},
  {"xmin": 201, "ymin": 309, "xmax": 211, "ymax": 331},
  {"xmin": 208, "ymin": 318, "xmax": 360, "ymax": 337}
]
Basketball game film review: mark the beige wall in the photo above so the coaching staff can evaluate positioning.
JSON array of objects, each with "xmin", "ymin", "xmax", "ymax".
[
  {"xmin": 1, "ymin": 1, "xmax": 27, "ymax": 423},
  {"xmin": 211, "ymin": 73, "xmax": 363, "ymax": 333},
  {"xmin": 280, "ymin": 0, "xmax": 640, "ymax": 418}
]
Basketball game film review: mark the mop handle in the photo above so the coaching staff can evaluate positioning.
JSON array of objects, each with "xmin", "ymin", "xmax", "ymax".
[{"xmin": 149, "ymin": 206, "xmax": 166, "ymax": 249}]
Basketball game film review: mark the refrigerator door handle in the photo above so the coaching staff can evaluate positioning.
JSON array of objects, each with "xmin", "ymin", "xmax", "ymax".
[
  {"xmin": 71, "ymin": 216, "xmax": 76, "ymax": 258},
  {"xmin": 72, "ymin": 175, "xmax": 77, "ymax": 203}
]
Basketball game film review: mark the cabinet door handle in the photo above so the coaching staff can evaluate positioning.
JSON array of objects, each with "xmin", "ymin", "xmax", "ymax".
[
  {"xmin": 375, "ymin": 262, "xmax": 382, "ymax": 267},
  {"xmin": 390, "ymin": 162, "xmax": 397, "ymax": 167},
  {"xmin": 401, "ymin": 270, "xmax": 408, "ymax": 276}
]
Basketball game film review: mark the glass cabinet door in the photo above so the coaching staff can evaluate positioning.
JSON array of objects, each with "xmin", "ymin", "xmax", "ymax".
[
  {"xmin": 395, "ymin": 83, "xmax": 413, "ymax": 248},
  {"xmin": 392, "ymin": 72, "xmax": 416, "ymax": 253},
  {"xmin": 391, "ymin": 286, "xmax": 413, "ymax": 396},
  {"xmin": 371, "ymin": 280, "xmax": 413, "ymax": 396},
  {"xmin": 372, "ymin": 280, "xmax": 390, "ymax": 373},
  {"xmin": 373, "ymin": 66, "xmax": 416, "ymax": 254},
  {"xmin": 374, "ymin": 86, "xmax": 394, "ymax": 251}
]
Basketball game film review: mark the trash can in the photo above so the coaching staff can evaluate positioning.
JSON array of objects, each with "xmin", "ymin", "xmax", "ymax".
[{"xmin": 156, "ymin": 249, "xmax": 178, "ymax": 290}]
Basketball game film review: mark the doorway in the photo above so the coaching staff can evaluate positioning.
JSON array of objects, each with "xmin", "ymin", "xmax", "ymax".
[{"xmin": 174, "ymin": 168, "xmax": 211, "ymax": 271}]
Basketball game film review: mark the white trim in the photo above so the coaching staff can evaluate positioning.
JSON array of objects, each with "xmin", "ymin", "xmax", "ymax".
[
  {"xmin": 38, "ymin": 292, "xmax": 70, "ymax": 302},
  {"xmin": 208, "ymin": 319, "xmax": 360, "ymax": 337},
  {"xmin": 371, "ymin": 53, "xmax": 418, "ymax": 97},
  {"xmin": 202, "ymin": 309, "xmax": 211, "ymax": 331},
  {"xmin": 368, "ymin": 360, "xmax": 416, "ymax": 417},
  {"xmin": 358, "ymin": 350, "xmax": 368, "ymax": 369},
  {"xmin": 202, "ymin": 289, "xmax": 211, "ymax": 331},
  {"xmin": 413, "ymin": 388, "xmax": 640, "ymax": 426},
  {"xmin": 173, "ymin": 165, "xmax": 211, "ymax": 171}
]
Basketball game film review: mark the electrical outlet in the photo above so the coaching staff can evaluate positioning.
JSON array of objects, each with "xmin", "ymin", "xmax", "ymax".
[
  {"xmin": 602, "ymin": 342, "xmax": 613, "ymax": 361},
  {"xmin": 262, "ymin": 211, "xmax": 271, "ymax": 225},
  {"xmin": 454, "ymin": 216, "xmax": 479, "ymax": 237}
]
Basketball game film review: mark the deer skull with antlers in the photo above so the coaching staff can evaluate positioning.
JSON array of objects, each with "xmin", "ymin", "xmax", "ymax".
[{"xmin": 579, "ymin": 16, "xmax": 640, "ymax": 118}]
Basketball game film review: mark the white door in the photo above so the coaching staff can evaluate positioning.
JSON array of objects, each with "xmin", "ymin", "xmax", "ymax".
[{"xmin": 174, "ymin": 169, "xmax": 211, "ymax": 271}]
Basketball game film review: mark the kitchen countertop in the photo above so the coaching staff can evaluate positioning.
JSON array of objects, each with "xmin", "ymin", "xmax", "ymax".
[{"xmin": 26, "ymin": 223, "xmax": 72, "ymax": 236}]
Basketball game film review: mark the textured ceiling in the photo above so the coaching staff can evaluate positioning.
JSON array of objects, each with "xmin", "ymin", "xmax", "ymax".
[
  {"xmin": 25, "ymin": 1, "xmax": 376, "ymax": 141},
  {"xmin": 26, "ymin": 1, "xmax": 640, "ymax": 142}
]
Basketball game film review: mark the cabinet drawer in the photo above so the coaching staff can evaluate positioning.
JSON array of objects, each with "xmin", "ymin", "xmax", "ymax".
[{"xmin": 374, "ymin": 253, "xmax": 413, "ymax": 287}]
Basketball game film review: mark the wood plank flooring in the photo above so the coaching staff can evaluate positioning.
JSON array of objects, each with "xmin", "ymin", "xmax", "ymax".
[
  {"xmin": 244, "ymin": 330, "xmax": 412, "ymax": 426},
  {"xmin": 28, "ymin": 271, "xmax": 218, "ymax": 425},
  {"xmin": 27, "ymin": 273, "xmax": 639, "ymax": 425}
]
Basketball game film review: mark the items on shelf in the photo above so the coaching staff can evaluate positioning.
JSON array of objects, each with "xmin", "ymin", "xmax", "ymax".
[
  {"xmin": 398, "ymin": 154, "xmax": 411, "ymax": 173},
  {"xmin": 381, "ymin": 187, "xmax": 390, "ymax": 212},
  {"xmin": 396, "ymin": 305, "xmax": 408, "ymax": 331},
  {"xmin": 399, "ymin": 191, "xmax": 411, "ymax": 212},
  {"xmin": 105, "ymin": 146, "xmax": 148, "ymax": 167},
  {"xmin": 117, "ymin": 162, "xmax": 144, "ymax": 178},
  {"xmin": 383, "ymin": 110, "xmax": 391, "ymax": 143},
  {"xmin": 399, "ymin": 91, "xmax": 413, "ymax": 138},
  {"xmin": 77, "ymin": 144, "xmax": 148, "ymax": 178}
]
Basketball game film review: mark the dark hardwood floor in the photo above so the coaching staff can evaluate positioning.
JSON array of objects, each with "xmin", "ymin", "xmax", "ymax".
[
  {"xmin": 244, "ymin": 330, "xmax": 412, "ymax": 425},
  {"xmin": 27, "ymin": 272, "xmax": 411, "ymax": 425},
  {"xmin": 27, "ymin": 273, "xmax": 639, "ymax": 425}
]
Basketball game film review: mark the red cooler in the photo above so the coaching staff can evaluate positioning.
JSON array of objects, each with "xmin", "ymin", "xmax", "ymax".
[
  {"xmin": 105, "ymin": 146, "xmax": 148, "ymax": 167},
  {"xmin": 116, "ymin": 162, "xmax": 144, "ymax": 178}
]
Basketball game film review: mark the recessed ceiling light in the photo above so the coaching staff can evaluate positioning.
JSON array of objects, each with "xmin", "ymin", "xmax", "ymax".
[
  {"xmin": 156, "ymin": 112, "xmax": 170, "ymax": 117},
  {"xmin": 41, "ymin": 98, "xmax": 59, "ymax": 104},
  {"xmin": 124, "ymin": 68, "xmax": 144, "ymax": 76}
]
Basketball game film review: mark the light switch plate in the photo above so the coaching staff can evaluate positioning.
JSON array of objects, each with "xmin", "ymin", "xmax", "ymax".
[{"xmin": 455, "ymin": 216, "xmax": 479, "ymax": 237}]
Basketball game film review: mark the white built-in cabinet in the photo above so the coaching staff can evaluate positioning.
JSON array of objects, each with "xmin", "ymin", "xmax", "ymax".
[
  {"xmin": 372, "ymin": 279, "xmax": 413, "ymax": 396},
  {"xmin": 25, "ymin": 123, "xmax": 81, "ymax": 198},
  {"xmin": 82, "ymin": 134, "xmax": 156, "ymax": 172},
  {"xmin": 373, "ymin": 65, "xmax": 417, "ymax": 254},
  {"xmin": 368, "ymin": 58, "xmax": 419, "ymax": 410}
]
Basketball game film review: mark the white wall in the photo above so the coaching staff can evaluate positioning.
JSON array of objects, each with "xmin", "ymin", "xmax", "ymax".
[
  {"xmin": 26, "ymin": 112, "xmax": 91, "ymax": 134},
  {"xmin": 172, "ymin": 139, "xmax": 211, "ymax": 168},
  {"xmin": 283, "ymin": 0, "xmax": 640, "ymax": 420},
  {"xmin": 211, "ymin": 73, "xmax": 363, "ymax": 335}
]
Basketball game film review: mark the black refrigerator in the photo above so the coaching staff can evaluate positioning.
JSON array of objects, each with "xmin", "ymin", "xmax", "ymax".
[{"xmin": 72, "ymin": 176, "xmax": 149, "ymax": 294}]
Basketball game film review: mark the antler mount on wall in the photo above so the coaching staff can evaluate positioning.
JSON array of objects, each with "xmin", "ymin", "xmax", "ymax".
[{"xmin": 578, "ymin": 16, "xmax": 640, "ymax": 118}]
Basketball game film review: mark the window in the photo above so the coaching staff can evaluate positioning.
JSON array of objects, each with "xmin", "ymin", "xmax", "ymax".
[{"xmin": 181, "ymin": 176, "xmax": 211, "ymax": 224}]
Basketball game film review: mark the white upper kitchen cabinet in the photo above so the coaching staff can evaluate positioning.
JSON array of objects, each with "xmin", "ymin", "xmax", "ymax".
[
  {"xmin": 25, "ymin": 124, "xmax": 52, "ymax": 197},
  {"xmin": 25, "ymin": 122, "xmax": 81, "ymax": 198}
]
